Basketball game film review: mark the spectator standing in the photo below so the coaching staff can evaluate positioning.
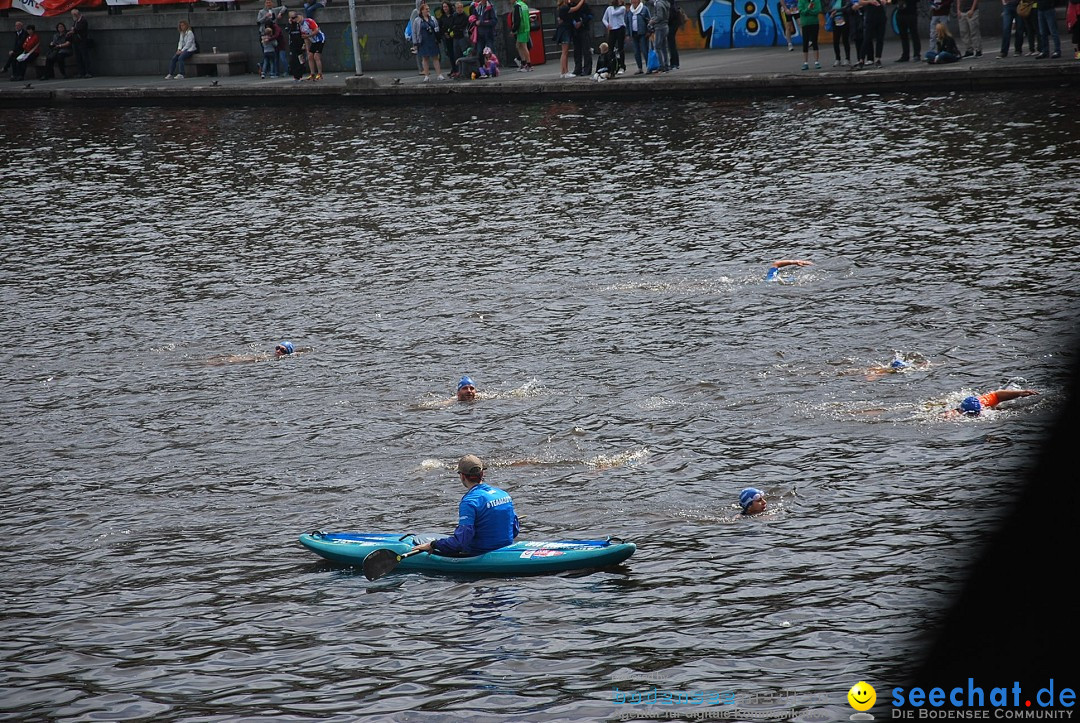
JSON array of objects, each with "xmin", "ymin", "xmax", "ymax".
[
  {"xmin": 668, "ymin": 0, "xmax": 682, "ymax": 68},
  {"xmin": 1035, "ymin": 0, "xmax": 1061, "ymax": 55},
  {"xmin": 260, "ymin": 25, "xmax": 278, "ymax": 77},
  {"xmin": 3, "ymin": 21, "xmax": 27, "ymax": 78},
  {"xmin": 829, "ymin": 0, "xmax": 851, "ymax": 64},
  {"xmin": 165, "ymin": 21, "xmax": 196, "ymax": 79},
  {"xmin": 1020, "ymin": 0, "xmax": 1038, "ymax": 53},
  {"xmin": 999, "ymin": 0, "xmax": 1024, "ymax": 56},
  {"xmin": 450, "ymin": 1, "xmax": 469, "ymax": 68},
  {"xmin": 648, "ymin": 0, "xmax": 670, "ymax": 72},
  {"xmin": 70, "ymin": 10, "xmax": 92, "ymax": 78},
  {"xmin": 438, "ymin": 2, "xmax": 456, "ymax": 69},
  {"xmin": 893, "ymin": 0, "xmax": 921, "ymax": 60},
  {"xmin": 1069, "ymin": 0, "xmax": 1080, "ymax": 58},
  {"xmin": 413, "ymin": 2, "xmax": 446, "ymax": 80},
  {"xmin": 604, "ymin": 0, "xmax": 628, "ymax": 73},
  {"xmin": 10, "ymin": 23, "xmax": 40, "ymax": 82},
  {"xmin": 474, "ymin": 0, "xmax": 498, "ymax": 63},
  {"xmin": 859, "ymin": 0, "xmax": 886, "ymax": 65},
  {"xmin": 511, "ymin": 0, "xmax": 533, "ymax": 70},
  {"xmin": 555, "ymin": 0, "xmax": 575, "ymax": 76},
  {"xmin": 570, "ymin": 0, "xmax": 595, "ymax": 75},
  {"xmin": 779, "ymin": 0, "xmax": 799, "ymax": 50},
  {"xmin": 42, "ymin": 22, "xmax": 72, "ymax": 79},
  {"xmin": 287, "ymin": 12, "xmax": 306, "ymax": 80},
  {"xmin": 797, "ymin": 0, "xmax": 822, "ymax": 69},
  {"xmin": 956, "ymin": 0, "xmax": 981, "ymax": 55},
  {"xmin": 300, "ymin": 16, "xmax": 325, "ymax": 79},
  {"xmin": 627, "ymin": 0, "xmax": 651, "ymax": 72}
]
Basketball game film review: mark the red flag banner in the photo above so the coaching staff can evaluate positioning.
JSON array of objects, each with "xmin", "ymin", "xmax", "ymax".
[{"xmin": 1, "ymin": 0, "xmax": 104, "ymax": 16}]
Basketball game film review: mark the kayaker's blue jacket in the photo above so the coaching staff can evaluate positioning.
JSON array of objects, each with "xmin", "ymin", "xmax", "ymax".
[{"xmin": 431, "ymin": 483, "xmax": 520, "ymax": 556}]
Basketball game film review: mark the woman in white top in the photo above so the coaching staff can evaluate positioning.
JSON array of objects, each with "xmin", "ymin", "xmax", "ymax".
[
  {"xmin": 166, "ymin": 21, "xmax": 197, "ymax": 79},
  {"xmin": 603, "ymin": 0, "xmax": 628, "ymax": 73}
]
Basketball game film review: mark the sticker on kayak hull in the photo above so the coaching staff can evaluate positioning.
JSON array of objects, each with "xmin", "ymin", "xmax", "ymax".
[{"xmin": 520, "ymin": 550, "xmax": 566, "ymax": 558}]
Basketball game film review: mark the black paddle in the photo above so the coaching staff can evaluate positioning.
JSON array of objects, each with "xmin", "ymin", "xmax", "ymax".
[{"xmin": 362, "ymin": 548, "xmax": 425, "ymax": 581}]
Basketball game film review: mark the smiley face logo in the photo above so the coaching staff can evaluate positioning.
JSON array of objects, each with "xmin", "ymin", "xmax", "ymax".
[{"xmin": 848, "ymin": 681, "xmax": 876, "ymax": 712}]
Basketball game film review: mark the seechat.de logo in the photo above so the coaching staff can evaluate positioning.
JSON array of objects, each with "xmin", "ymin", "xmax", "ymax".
[{"xmin": 849, "ymin": 681, "xmax": 877, "ymax": 720}]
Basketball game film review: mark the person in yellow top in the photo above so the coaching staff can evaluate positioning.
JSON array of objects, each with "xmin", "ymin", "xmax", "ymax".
[{"xmin": 797, "ymin": 0, "xmax": 822, "ymax": 70}]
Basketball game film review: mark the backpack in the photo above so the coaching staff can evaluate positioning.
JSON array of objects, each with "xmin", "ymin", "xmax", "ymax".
[
  {"xmin": 404, "ymin": 18, "xmax": 413, "ymax": 40},
  {"xmin": 512, "ymin": 2, "xmax": 525, "ymax": 32}
]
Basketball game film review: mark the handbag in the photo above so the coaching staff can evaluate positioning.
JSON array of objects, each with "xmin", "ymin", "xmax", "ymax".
[
  {"xmin": 646, "ymin": 46, "xmax": 659, "ymax": 71},
  {"xmin": 16, "ymin": 52, "xmax": 30, "ymax": 62},
  {"xmin": 1016, "ymin": 0, "xmax": 1033, "ymax": 17}
]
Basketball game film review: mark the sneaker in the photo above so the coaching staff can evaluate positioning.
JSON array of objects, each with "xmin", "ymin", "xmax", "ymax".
[
  {"xmin": 833, "ymin": 59, "xmax": 840, "ymax": 66},
  {"xmin": 874, "ymin": 60, "xmax": 882, "ymax": 67},
  {"xmin": 175, "ymin": 74, "xmax": 184, "ymax": 79},
  {"xmin": 437, "ymin": 74, "xmax": 445, "ymax": 80},
  {"xmin": 423, "ymin": 75, "xmax": 430, "ymax": 82},
  {"xmin": 1050, "ymin": 52, "xmax": 1060, "ymax": 58},
  {"xmin": 616, "ymin": 68, "xmax": 625, "ymax": 75},
  {"xmin": 260, "ymin": 72, "xmax": 265, "ymax": 78},
  {"xmin": 164, "ymin": 74, "xmax": 173, "ymax": 79},
  {"xmin": 801, "ymin": 62, "xmax": 809, "ymax": 70},
  {"xmin": 315, "ymin": 74, "xmax": 322, "ymax": 80},
  {"xmin": 844, "ymin": 59, "xmax": 850, "ymax": 66},
  {"xmin": 996, "ymin": 53, "xmax": 1007, "ymax": 58},
  {"xmin": 895, "ymin": 56, "xmax": 909, "ymax": 62},
  {"xmin": 788, "ymin": 43, "xmax": 794, "ymax": 51},
  {"xmin": 963, "ymin": 50, "xmax": 973, "ymax": 57},
  {"xmin": 634, "ymin": 69, "xmax": 643, "ymax": 74},
  {"xmin": 975, "ymin": 51, "xmax": 982, "ymax": 56},
  {"xmin": 814, "ymin": 61, "xmax": 821, "ymax": 69},
  {"xmin": 1035, "ymin": 52, "xmax": 1048, "ymax": 59}
]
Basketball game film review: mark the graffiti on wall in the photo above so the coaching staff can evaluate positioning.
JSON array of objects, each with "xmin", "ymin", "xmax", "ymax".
[{"xmin": 694, "ymin": 0, "xmax": 815, "ymax": 48}]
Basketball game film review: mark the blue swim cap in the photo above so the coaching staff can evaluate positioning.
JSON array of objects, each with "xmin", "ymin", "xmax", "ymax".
[
  {"xmin": 958, "ymin": 396, "xmax": 982, "ymax": 416},
  {"xmin": 457, "ymin": 376, "xmax": 475, "ymax": 391},
  {"xmin": 890, "ymin": 359, "xmax": 908, "ymax": 369},
  {"xmin": 277, "ymin": 341, "xmax": 295, "ymax": 354},
  {"xmin": 739, "ymin": 487, "xmax": 765, "ymax": 511}
]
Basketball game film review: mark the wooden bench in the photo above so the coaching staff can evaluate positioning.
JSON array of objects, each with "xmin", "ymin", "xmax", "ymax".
[{"xmin": 186, "ymin": 51, "xmax": 248, "ymax": 77}]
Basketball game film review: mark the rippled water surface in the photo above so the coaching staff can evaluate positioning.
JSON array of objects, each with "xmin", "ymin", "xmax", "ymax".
[{"xmin": 1, "ymin": 90, "xmax": 1077, "ymax": 722}]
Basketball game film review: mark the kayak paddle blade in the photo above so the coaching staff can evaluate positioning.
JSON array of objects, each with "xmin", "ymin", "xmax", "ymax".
[{"xmin": 362, "ymin": 549, "xmax": 402, "ymax": 581}]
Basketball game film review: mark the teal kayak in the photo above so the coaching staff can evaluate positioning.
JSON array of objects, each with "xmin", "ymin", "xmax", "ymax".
[{"xmin": 298, "ymin": 531, "xmax": 636, "ymax": 576}]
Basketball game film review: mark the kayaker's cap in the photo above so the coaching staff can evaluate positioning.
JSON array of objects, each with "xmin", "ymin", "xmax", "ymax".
[
  {"xmin": 457, "ymin": 454, "xmax": 484, "ymax": 477},
  {"xmin": 276, "ymin": 341, "xmax": 295, "ymax": 355},
  {"xmin": 958, "ymin": 396, "xmax": 982, "ymax": 416},
  {"xmin": 457, "ymin": 376, "xmax": 475, "ymax": 391},
  {"xmin": 739, "ymin": 487, "xmax": 765, "ymax": 512}
]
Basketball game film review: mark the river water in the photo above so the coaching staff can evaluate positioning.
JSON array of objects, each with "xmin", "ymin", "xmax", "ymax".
[{"xmin": 1, "ymin": 90, "xmax": 1077, "ymax": 722}]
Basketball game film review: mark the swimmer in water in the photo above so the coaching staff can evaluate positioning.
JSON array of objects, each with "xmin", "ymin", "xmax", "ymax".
[
  {"xmin": 739, "ymin": 487, "xmax": 767, "ymax": 516},
  {"xmin": 945, "ymin": 388, "xmax": 1038, "ymax": 418},
  {"xmin": 456, "ymin": 376, "xmax": 477, "ymax": 402},
  {"xmin": 765, "ymin": 259, "xmax": 813, "ymax": 283},
  {"xmin": 859, "ymin": 354, "xmax": 929, "ymax": 381},
  {"xmin": 206, "ymin": 340, "xmax": 307, "ymax": 365}
]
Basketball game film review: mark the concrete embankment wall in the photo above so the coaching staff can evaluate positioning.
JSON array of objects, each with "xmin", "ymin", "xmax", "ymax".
[{"xmin": 0, "ymin": 1, "xmax": 1058, "ymax": 76}]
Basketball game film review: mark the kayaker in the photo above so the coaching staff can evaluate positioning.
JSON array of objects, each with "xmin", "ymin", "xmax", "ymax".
[
  {"xmin": 739, "ymin": 487, "xmax": 767, "ymax": 516},
  {"xmin": 456, "ymin": 376, "xmax": 478, "ymax": 401},
  {"xmin": 945, "ymin": 388, "xmax": 1038, "ymax": 418},
  {"xmin": 765, "ymin": 259, "xmax": 813, "ymax": 283},
  {"xmin": 412, "ymin": 454, "xmax": 521, "ymax": 556}
]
